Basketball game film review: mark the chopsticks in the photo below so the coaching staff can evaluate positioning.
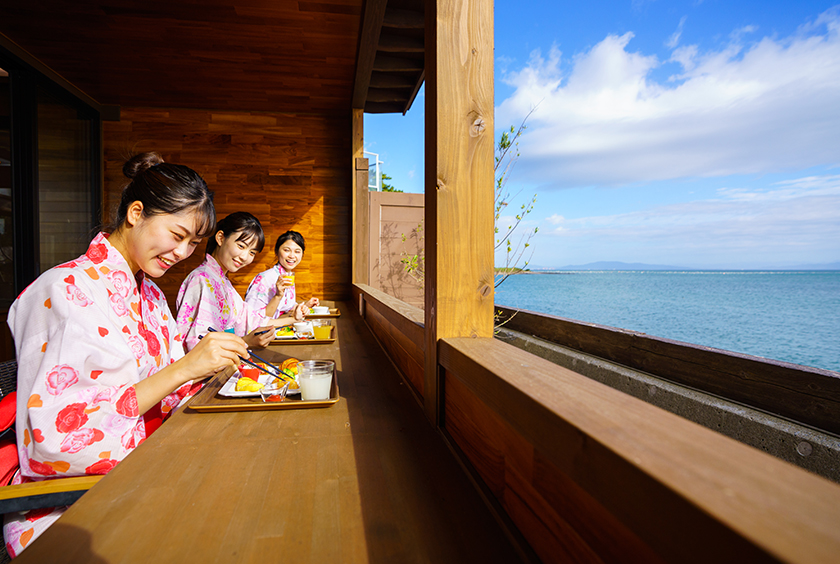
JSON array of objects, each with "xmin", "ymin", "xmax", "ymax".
[{"xmin": 205, "ymin": 327, "xmax": 282, "ymax": 379}]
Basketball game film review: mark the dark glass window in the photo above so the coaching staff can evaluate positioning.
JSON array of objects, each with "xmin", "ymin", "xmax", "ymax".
[
  {"xmin": 37, "ymin": 86, "xmax": 94, "ymax": 272},
  {"xmin": 0, "ymin": 68, "xmax": 12, "ymax": 306}
]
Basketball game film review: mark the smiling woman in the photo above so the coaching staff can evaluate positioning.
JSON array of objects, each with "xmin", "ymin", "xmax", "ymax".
[
  {"xmin": 244, "ymin": 230, "xmax": 321, "ymax": 318},
  {"xmin": 3, "ymin": 152, "xmax": 252, "ymax": 556}
]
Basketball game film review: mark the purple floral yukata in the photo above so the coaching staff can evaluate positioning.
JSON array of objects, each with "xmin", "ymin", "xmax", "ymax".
[
  {"xmin": 175, "ymin": 254, "xmax": 270, "ymax": 351},
  {"xmin": 244, "ymin": 264, "xmax": 297, "ymax": 318}
]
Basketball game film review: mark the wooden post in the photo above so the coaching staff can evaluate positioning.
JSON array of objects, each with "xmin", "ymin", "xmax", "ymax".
[
  {"xmin": 352, "ymin": 109, "xmax": 370, "ymax": 285},
  {"xmin": 424, "ymin": 0, "xmax": 495, "ymax": 424}
]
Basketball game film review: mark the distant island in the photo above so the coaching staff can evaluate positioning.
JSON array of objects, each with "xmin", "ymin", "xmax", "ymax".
[
  {"xmin": 519, "ymin": 261, "xmax": 840, "ymax": 271},
  {"xmin": 553, "ymin": 261, "xmax": 691, "ymax": 271}
]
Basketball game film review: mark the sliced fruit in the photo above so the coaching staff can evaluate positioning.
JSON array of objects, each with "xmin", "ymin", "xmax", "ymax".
[{"xmin": 235, "ymin": 378, "xmax": 265, "ymax": 392}]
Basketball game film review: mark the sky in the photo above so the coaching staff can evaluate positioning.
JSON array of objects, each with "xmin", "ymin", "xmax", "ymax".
[{"xmin": 364, "ymin": 1, "xmax": 840, "ymax": 269}]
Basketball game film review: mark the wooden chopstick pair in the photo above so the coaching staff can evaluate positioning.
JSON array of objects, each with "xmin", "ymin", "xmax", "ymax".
[{"xmin": 205, "ymin": 327, "xmax": 283, "ymax": 378}]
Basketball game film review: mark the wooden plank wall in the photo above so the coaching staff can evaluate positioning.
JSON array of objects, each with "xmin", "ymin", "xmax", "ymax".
[{"xmin": 103, "ymin": 107, "xmax": 352, "ymax": 307}]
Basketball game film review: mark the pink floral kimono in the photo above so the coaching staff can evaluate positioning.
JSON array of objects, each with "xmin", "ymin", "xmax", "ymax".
[
  {"xmin": 3, "ymin": 233, "xmax": 199, "ymax": 557},
  {"xmin": 175, "ymin": 255, "xmax": 269, "ymax": 351},
  {"xmin": 244, "ymin": 264, "xmax": 297, "ymax": 318}
]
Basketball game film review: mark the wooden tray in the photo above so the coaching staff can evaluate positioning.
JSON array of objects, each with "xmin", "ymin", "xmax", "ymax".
[
  {"xmin": 272, "ymin": 324, "xmax": 336, "ymax": 344},
  {"xmin": 307, "ymin": 307, "xmax": 341, "ymax": 318},
  {"xmin": 187, "ymin": 364, "xmax": 339, "ymax": 412}
]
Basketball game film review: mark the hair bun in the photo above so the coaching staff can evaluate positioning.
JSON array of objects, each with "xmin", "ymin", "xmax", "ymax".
[{"xmin": 123, "ymin": 152, "xmax": 164, "ymax": 179}]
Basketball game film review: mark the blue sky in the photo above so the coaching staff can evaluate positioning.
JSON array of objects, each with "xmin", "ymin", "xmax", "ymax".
[{"xmin": 364, "ymin": 1, "xmax": 840, "ymax": 269}]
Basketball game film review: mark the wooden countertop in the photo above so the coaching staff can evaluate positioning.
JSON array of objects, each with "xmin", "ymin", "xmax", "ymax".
[{"xmin": 17, "ymin": 302, "xmax": 521, "ymax": 563}]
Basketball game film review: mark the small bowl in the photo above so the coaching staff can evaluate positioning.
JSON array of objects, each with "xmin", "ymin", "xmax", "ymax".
[
  {"xmin": 259, "ymin": 381, "xmax": 290, "ymax": 403},
  {"xmin": 312, "ymin": 306, "xmax": 330, "ymax": 315}
]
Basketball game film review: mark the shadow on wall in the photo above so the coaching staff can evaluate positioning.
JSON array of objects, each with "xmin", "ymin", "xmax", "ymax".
[{"xmin": 369, "ymin": 192, "xmax": 424, "ymax": 308}]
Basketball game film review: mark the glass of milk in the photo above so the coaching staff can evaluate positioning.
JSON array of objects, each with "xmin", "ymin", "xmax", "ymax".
[{"xmin": 298, "ymin": 360, "xmax": 335, "ymax": 401}]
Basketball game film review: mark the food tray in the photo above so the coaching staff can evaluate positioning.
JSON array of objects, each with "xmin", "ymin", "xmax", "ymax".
[
  {"xmin": 272, "ymin": 324, "xmax": 336, "ymax": 344},
  {"xmin": 187, "ymin": 362, "xmax": 339, "ymax": 412},
  {"xmin": 306, "ymin": 308, "xmax": 341, "ymax": 318}
]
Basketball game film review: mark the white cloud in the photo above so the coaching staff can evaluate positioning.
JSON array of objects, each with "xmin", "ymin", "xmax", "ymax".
[
  {"xmin": 537, "ymin": 174, "xmax": 840, "ymax": 267},
  {"xmin": 666, "ymin": 16, "xmax": 687, "ymax": 49},
  {"xmin": 496, "ymin": 7, "xmax": 840, "ymax": 190}
]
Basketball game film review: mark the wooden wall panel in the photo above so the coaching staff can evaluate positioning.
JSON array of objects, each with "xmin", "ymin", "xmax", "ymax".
[
  {"xmin": 103, "ymin": 107, "xmax": 351, "ymax": 307},
  {"xmin": 353, "ymin": 285, "xmax": 425, "ymax": 398},
  {"xmin": 366, "ymin": 304, "xmax": 424, "ymax": 396},
  {"xmin": 444, "ymin": 372, "xmax": 664, "ymax": 564}
]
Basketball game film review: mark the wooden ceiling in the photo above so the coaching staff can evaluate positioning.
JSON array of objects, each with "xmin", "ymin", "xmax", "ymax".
[
  {"xmin": 0, "ymin": 0, "xmax": 425, "ymax": 115},
  {"xmin": 353, "ymin": 0, "xmax": 424, "ymax": 114}
]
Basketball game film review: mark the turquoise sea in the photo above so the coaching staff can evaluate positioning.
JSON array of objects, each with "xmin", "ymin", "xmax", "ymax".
[{"xmin": 494, "ymin": 271, "xmax": 840, "ymax": 373}]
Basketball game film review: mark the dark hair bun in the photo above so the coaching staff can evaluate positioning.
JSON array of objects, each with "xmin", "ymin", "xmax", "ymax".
[{"xmin": 123, "ymin": 152, "xmax": 164, "ymax": 179}]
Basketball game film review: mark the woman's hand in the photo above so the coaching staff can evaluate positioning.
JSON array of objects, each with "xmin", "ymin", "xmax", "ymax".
[
  {"xmin": 134, "ymin": 332, "xmax": 248, "ymax": 415},
  {"xmin": 292, "ymin": 302, "xmax": 308, "ymax": 322},
  {"xmin": 244, "ymin": 326, "xmax": 274, "ymax": 349},
  {"xmin": 306, "ymin": 297, "xmax": 320, "ymax": 308},
  {"xmin": 276, "ymin": 274, "xmax": 295, "ymax": 293},
  {"xmin": 184, "ymin": 332, "xmax": 249, "ymax": 381}
]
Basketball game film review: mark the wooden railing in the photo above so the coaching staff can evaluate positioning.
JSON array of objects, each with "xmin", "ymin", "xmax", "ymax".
[
  {"xmin": 354, "ymin": 284, "xmax": 840, "ymax": 564},
  {"xmin": 496, "ymin": 305, "xmax": 840, "ymax": 435},
  {"xmin": 353, "ymin": 284, "xmax": 425, "ymax": 395}
]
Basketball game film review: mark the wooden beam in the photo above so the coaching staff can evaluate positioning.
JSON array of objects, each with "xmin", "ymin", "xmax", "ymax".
[
  {"xmin": 370, "ymin": 72, "xmax": 417, "ymax": 89},
  {"xmin": 424, "ymin": 0, "xmax": 495, "ymax": 424},
  {"xmin": 403, "ymin": 69, "xmax": 425, "ymax": 114},
  {"xmin": 352, "ymin": 0, "xmax": 389, "ymax": 109},
  {"xmin": 383, "ymin": 8, "xmax": 425, "ymax": 29},
  {"xmin": 364, "ymin": 101, "xmax": 408, "ymax": 113},
  {"xmin": 378, "ymin": 33, "xmax": 425, "ymax": 53},
  {"xmin": 352, "ymin": 108, "xmax": 369, "ymax": 285},
  {"xmin": 373, "ymin": 54, "xmax": 424, "ymax": 72},
  {"xmin": 366, "ymin": 88, "xmax": 413, "ymax": 103}
]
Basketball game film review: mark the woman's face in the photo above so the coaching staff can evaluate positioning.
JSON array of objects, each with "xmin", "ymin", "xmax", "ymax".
[
  {"xmin": 214, "ymin": 230, "xmax": 259, "ymax": 274},
  {"xmin": 277, "ymin": 239, "xmax": 304, "ymax": 271},
  {"xmin": 130, "ymin": 210, "xmax": 204, "ymax": 277}
]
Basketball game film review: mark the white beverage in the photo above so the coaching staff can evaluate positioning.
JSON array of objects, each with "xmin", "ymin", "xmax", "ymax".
[{"xmin": 300, "ymin": 373, "xmax": 332, "ymax": 401}]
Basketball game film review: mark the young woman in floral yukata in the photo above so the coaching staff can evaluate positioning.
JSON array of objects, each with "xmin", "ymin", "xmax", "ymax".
[
  {"xmin": 244, "ymin": 230, "xmax": 320, "ymax": 319},
  {"xmin": 3, "ymin": 152, "xmax": 251, "ymax": 557},
  {"xmin": 175, "ymin": 213, "xmax": 307, "ymax": 352}
]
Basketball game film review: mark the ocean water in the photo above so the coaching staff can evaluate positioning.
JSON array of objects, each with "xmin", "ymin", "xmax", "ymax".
[{"xmin": 494, "ymin": 271, "xmax": 840, "ymax": 373}]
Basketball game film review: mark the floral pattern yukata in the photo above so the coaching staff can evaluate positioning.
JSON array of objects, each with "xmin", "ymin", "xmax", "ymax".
[
  {"xmin": 244, "ymin": 264, "xmax": 297, "ymax": 318},
  {"xmin": 176, "ymin": 255, "xmax": 270, "ymax": 351},
  {"xmin": 4, "ymin": 233, "xmax": 199, "ymax": 557}
]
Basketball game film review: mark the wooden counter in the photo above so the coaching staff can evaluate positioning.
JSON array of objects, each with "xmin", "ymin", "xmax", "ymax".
[{"xmin": 17, "ymin": 303, "xmax": 522, "ymax": 563}]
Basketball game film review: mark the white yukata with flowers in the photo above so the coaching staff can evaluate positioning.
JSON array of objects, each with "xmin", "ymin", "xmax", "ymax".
[
  {"xmin": 244, "ymin": 264, "xmax": 297, "ymax": 318},
  {"xmin": 3, "ymin": 233, "xmax": 200, "ymax": 557},
  {"xmin": 175, "ymin": 254, "xmax": 270, "ymax": 351}
]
